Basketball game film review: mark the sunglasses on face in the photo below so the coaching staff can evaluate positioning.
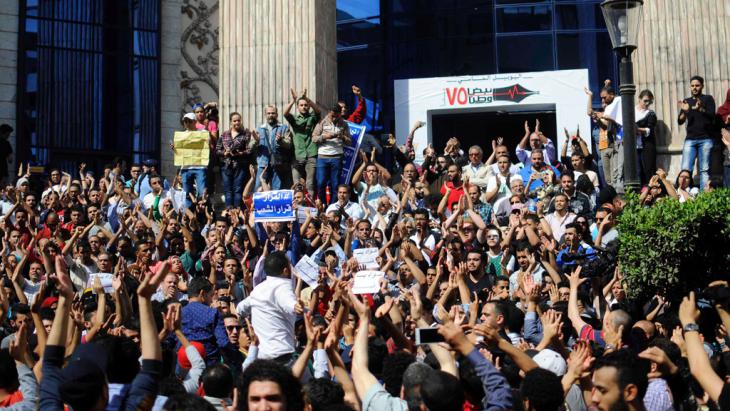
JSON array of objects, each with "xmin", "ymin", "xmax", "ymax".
[{"xmin": 226, "ymin": 325, "xmax": 242, "ymax": 332}]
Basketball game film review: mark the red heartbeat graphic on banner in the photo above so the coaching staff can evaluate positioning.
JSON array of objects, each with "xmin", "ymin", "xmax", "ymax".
[{"xmin": 444, "ymin": 83, "xmax": 538, "ymax": 106}]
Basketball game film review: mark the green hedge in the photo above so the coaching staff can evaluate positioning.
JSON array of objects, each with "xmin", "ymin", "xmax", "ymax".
[{"xmin": 618, "ymin": 189, "xmax": 730, "ymax": 301}]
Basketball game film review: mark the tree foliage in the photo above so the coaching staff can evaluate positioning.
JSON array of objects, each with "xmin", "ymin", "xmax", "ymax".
[{"xmin": 618, "ymin": 189, "xmax": 730, "ymax": 301}]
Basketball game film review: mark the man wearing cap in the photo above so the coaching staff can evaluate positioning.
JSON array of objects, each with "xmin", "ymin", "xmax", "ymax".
[
  {"xmin": 175, "ymin": 112, "xmax": 210, "ymax": 208},
  {"xmin": 255, "ymin": 105, "xmax": 292, "ymax": 191}
]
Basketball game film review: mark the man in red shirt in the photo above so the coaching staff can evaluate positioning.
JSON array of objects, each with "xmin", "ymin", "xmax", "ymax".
[
  {"xmin": 339, "ymin": 85, "xmax": 367, "ymax": 124},
  {"xmin": 440, "ymin": 164, "xmax": 465, "ymax": 211}
]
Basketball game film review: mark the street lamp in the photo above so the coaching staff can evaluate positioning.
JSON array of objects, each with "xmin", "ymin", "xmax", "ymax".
[{"xmin": 601, "ymin": 0, "xmax": 643, "ymax": 191}]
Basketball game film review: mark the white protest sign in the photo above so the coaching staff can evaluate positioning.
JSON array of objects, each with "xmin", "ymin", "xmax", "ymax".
[
  {"xmin": 352, "ymin": 270, "xmax": 385, "ymax": 294},
  {"xmin": 87, "ymin": 273, "xmax": 114, "ymax": 294},
  {"xmin": 353, "ymin": 247, "xmax": 380, "ymax": 270},
  {"xmin": 294, "ymin": 255, "xmax": 321, "ymax": 289},
  {"xmin": 297, "ymin": 207, "xmax": 318, "ymax": 224}
]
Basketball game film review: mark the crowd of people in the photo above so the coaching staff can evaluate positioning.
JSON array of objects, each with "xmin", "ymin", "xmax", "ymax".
[{"xmin": 0, "ymin": 76, "xmax": 729, "ymax": 411}]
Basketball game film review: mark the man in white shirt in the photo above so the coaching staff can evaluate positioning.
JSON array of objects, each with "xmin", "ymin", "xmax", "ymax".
[
  {"xmin": 516, "ymin": 120, "xmax": 557, "ymax": 168},
  {"xmin": 236, "ymin": 252, "xmax": 303, "ymax": 361},
  {"xmin": 485, "ymin": 155, "xmax": 519, "ymax": 204},
  {"xmin": 141, "ymin": 175, "xmax": 170, "ymax": 213},
  {"xmin": 543, "ymin": 194, "xmax": 576, "ymax": 242},
  {"xmin": 461, "ymin": 145, "xmax": 491, "ymax": 188},
  {"xmin": 325, "ymin": 184, "xmax": 364, "ymax": 225}
]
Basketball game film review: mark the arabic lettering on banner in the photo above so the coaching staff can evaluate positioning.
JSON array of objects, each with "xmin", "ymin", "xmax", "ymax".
[
  {"xmin": 173, "ymin": 130, "xmax": 210, "ymax": 167},
  {"xmin": 339, "ymin": 121, "xmax": 366, "ymax": 185},
  {"xmin": 352, "ymin": 247, "xmax": 380, "ymax": 270},
  {"xmin": 87, "ymin": 273, "xmax": 115, "ymax": 294},
  {"xmin": 253, "ymin": 190, "xmax": 295, "ymax": 222},
  {"xmin": 352, "ymin": 270, "xmax": 385, "ymax": 294},
  {"xmin": 294, "ymin": 254, "xmax": 321, "ymax": 289}
]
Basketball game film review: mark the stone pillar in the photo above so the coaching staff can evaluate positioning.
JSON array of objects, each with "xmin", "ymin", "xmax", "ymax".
[
  {"xmin": 160, "ymin": 0, "xmax": 184, "ymax": 179},
  {"xmin": 218, "ymin": 0, "xmax": 337, "ymax": 132},
  {"xmin": 0, "ymin": 0, "xmax": 18, "ymax": 172},
  {"xmin": 633, "ymin": 0, "xmax": 730, "ymax": 176},
  {"xmin": 160, "ymin": 0, "xmax": 219, "ymax": 180}
]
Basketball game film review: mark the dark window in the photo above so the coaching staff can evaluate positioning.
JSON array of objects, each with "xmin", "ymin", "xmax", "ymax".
[
  {"xmin": 557, "ymin": 32, "xmax": 617, "ymax": 98},
  {"xmin": 555, "ymin": 3, "xmax": 606, "ymax": 30},
  {"xmin": 17, "ymin": 0, "xmax": 160, "ymax": 172},
  {"xmin": 496, "ymin": 5, "xmax": 553, "ymax": 32},
  {"xmin": 337, "ymin": 18, "xmax": 381, "ymax": 49},
  {"xmin": 497, "ymin": 34, "xmax": 554, "ymax": 73}
]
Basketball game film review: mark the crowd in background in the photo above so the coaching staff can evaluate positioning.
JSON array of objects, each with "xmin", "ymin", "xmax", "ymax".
[{"xmin": 0, "ymin": 76, "xmax": 729, "ymax": 411}]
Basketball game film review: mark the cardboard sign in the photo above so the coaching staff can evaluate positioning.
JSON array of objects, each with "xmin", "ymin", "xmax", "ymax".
[{"xmin": 352, "ymin": 270, "xmax": 385, "ymax": 294}]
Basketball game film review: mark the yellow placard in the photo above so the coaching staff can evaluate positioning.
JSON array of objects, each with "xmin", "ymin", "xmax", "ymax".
[{"xmin": 173, "ymin": 131, "xmax": 210, "ymax": 167}]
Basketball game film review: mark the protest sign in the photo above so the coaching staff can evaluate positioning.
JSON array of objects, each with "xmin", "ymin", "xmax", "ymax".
[
  {"xmin": 352, "ymin": 270, "xmax": 385, "ymax": 294},
  {"xmin": 294, "ymin": 255, "xmax": 320, "ymax": 289},
  {"xmin": 353, "ymin": 247, "xmax": 380, "ymax": 270},
  {"xmin": 297, "ymin": 206, "xmax": 318, "ymax": 224},
  {"xmin": 253, "ymin": 190, "xmax": 295, "ymax": 222},
  {"xmin": 173, "ymin": 130, "xmax": 210, "ymax": 166},
  {"xmin": 339, "ymin": 121, "xmax": 366, "ymax": 185},
  {"xmin": 87, "ymin": 273, "xmax": 114, "ymax": 294}
]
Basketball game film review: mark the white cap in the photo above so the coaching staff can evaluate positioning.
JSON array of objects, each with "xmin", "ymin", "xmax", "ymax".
[
  {"xmin": 533, "ymin": 349, "xmax": 567, "ymax": 376},
  {"xmin": 182, "ymin": 113, "xmax": 196, "ymax": 121}
]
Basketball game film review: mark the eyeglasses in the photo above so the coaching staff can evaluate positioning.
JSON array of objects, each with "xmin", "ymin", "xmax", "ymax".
[
  {"xmin": 642, "ymin": 99, "xmax": 653, "ymax": 104},
  {"xmin": 510, "ymin": 201, "xmax": 521, "ymax": 205},
  {"xmin": 225, "ymin": 325, "xmax": 242, "ymax": 332}
]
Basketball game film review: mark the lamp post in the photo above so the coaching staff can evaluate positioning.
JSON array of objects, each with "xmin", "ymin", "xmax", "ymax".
[{"xmin": 601, "ymin": 0, "xmax": 644, "ymax": 192}]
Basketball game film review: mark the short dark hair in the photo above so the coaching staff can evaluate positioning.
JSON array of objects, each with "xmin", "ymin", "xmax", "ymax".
[
  {"xmin": 187, "ymin": 277, "xmax": 212, "ymax": 298},
  {"xmin": 201, "ymin": 364, "xmax": 233, "ymax": 398},
  {"xmin": 238, "ymin": 360, "xmax": 304, "ymax": 411},
  {"xmin": 229, "ymin": 111, "xmax": 241, "ymax": 121},
  {"xmin": 690, "ymin": 75, "xmax": 704, "ymax": 85},
  {"xmin": 594, "ymin": 349, "xmax": 649, "ymax": 400},
  {"xmin": 303, "ymin": 378, "xmax": 345, "ymax": 411},
  {"xmin": 331, "ymin": 103, "xmax": 343, "ymax": 113},
  {"xmin": 420, "ymin": 370, "xmax": 464, "ymax": 411},
  {"xmin": 264, "ymin": 251, "xmax": 290, "ymax": 278},
  {"xmin": 520, "ymin": 368, "xmax": 564, "ymax": 411},
  {"xmin": 163, "ymin": 393, "xmax": 216, "ymax": 411},
  {"xmin": 381, "ymin": 351, "xmax": 416, "ymax": 396}
]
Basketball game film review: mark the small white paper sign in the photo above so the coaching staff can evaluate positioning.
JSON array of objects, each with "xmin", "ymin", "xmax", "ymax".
[
  {"xmin": 352, "ymin": 270, "xmax": 385, "ymax": 294},
  {"xmin": 353, "ymin": 247, "xmax": 380, "ymax": 270},
  {"xmin": 297, "ymin": 207, "xmax": 318, "ymax": 224},
  {"xmin": 87, "ymin": 273, "xmax": 114, "ymax": 294},
  {"xmin": 294, "ymin": 255, "xmax": 321, "ymax": 289}
]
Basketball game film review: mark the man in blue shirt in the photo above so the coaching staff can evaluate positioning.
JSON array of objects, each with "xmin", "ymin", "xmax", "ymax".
[
  {"xmin": 181, "ymin": 277, "xmax": 230, "ymax": 366},
  {"xmin": 520, "ymin": 149, "xmax": 561, "ymax": 193}
]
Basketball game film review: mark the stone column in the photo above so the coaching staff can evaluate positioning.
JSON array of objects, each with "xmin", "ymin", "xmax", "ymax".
[
  {"xmin": 0, "ymin": 0, "xmax": 18, "ymax": 172},
  {"xmin": 633, "ymin": 0, "xmax": 730, "ymax": 176},
  {"xmin": 218, "ymin": 0, "xmax": 337, "ymax": 132}
]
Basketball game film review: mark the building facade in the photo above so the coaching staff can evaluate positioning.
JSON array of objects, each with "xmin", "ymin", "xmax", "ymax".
[{"xmin": 0, "ymin": 0, "xmax": 729, "ymax": 178}]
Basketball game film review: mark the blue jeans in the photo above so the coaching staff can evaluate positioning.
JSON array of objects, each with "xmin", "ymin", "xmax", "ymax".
[
  {"xmin": 182, "ymin": 168, "xmax": 207, "ymax": 208},
  {"xmin": 255, "ymin": 164, "xmax": 291, "ymax": 191},
  {"xmin": 681, "ymin": 138, "xmax": 713, "ymax": 190},
  {"xmin": 316, "ymin": 156, "xmax": 341, "ymax": 204},
  {"xmin": 221, "ymin": 167, "xmax": 245, "ymax": 208}
]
